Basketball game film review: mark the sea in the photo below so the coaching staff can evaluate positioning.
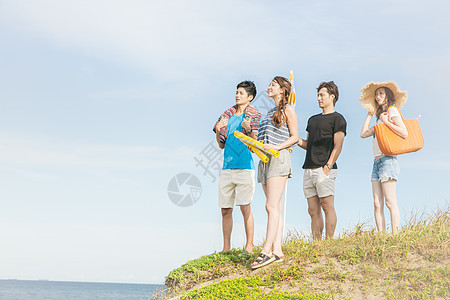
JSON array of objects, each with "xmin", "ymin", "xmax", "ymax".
[{"xmin": 0, "ymin": 280, "xmax": 166, "ymax": 300}]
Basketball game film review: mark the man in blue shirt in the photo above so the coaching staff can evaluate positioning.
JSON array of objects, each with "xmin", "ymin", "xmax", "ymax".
[{"xmin": 213, "ymin": 81, "xmax": 261, "ymax": 253}]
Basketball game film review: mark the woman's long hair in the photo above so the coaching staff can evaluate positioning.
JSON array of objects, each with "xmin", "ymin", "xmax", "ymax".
[
  {"xmin": 271, "ymin": 76, "xmax": 292, "ymax": 128},
  {"xmin": 375, "ymin": 87, "xmax": 395, "ymax": 121}
]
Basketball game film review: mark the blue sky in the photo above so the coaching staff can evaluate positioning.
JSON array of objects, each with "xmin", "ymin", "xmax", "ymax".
[{"xmin": 0, "ymin": 0, "xmax": 449, "ymax": 284}]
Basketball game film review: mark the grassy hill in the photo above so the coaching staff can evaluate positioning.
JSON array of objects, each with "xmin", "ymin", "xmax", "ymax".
[{"xmin": 160, "ymin": 209, "xmax": 449, "ymax": 299}]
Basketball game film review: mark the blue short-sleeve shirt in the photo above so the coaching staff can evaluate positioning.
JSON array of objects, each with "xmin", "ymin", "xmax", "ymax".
[{"xmin": 223, "ymin": 114, "xmax": 254, "ymax": 170}]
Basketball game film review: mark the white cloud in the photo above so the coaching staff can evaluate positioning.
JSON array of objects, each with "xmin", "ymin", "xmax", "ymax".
[
  {"xmin": 87, "ymin": 89, "xmax": 153, "ymax": 101},
  {"xmin": 2, "ymin": 0, "xmax": 449, "ymax": 73},
  {"xmin": 0, "ymin": 220, "xmax": 225, "ymax": 283},
  {"xmin": 3, "ymin": 0, "xmax": 448, "ymax": 93},
  {"xmin": 402, "ymin": 157, "xmax": 450, "ymax": 172},
  {"xmin": 0, "ymin": 1, "xmax": 278, "ymax": 77},
  {"xmin": 0, "ymin": 132, "xmax": 197, "ymax": 182}
]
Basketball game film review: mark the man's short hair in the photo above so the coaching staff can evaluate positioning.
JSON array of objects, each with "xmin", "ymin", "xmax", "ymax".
[
  {"xmin": 317, "ymin": 81, "xmax": 339, "ymax": 105},
  {"xmin": 237, "ymin": 81, "xmax": 257, "ymax": 101}
]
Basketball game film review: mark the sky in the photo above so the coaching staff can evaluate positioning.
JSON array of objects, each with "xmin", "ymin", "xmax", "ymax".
[{"xmin": 0, "ymin": 0, "xmax": 449, "ymax": 285}]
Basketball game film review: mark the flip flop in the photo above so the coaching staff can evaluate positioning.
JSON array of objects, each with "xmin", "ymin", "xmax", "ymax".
[
  {"xmin": 250, "ymin": 253, "xmax": 275, "ymax": 270},
  {"xmin": 274, "ymin": 254, "xmax": 285, "ymax": 263}
]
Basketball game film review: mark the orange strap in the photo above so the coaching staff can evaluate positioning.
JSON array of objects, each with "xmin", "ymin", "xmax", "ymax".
[{"xmin": 388, "ymin": 105, "xmax": 404, "ymax": 120}]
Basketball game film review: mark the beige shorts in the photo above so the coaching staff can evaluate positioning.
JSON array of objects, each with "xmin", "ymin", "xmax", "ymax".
[
  {"xmin": 218, "ymin": 169, "xmax": 255, "ymax": 208},
  {"xmin": 303, "ymin": 168, "xmax": 337, "ymax": 199},
  {"xmin": 257, "ymin": 149, "xmax": 292, "ymax": 185}
]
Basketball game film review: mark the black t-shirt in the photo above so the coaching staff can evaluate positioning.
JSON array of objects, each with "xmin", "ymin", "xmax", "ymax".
[{"xmin": 302, "ymin": 111, "xmax": 347, "ymax": 169}]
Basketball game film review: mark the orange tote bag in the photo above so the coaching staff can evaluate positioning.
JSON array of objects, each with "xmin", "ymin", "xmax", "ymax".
[{"xmin": 374, "ymin": 107, "xmax": 424, "ymax": 156}]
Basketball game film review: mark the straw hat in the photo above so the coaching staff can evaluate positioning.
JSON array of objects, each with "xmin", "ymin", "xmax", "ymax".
[{"xmin": 359, "ymin": 81, "xmax": 408, "ymax": 114}]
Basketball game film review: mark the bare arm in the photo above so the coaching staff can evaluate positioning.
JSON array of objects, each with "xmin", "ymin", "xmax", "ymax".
[
  {"xmin": 215, "ymin": 118, "xmax": 228, "ymax": 149},
  {"xmin": 248, "ymin": 132, "xmax": 257, "ymax": 140},
  {"xmin": 323, "ymin": 131, "xmax": 345, "ymax": 175},
  {"xmin": 241, "ymin": 118, "xmax": 258, "ymax": 140},
  {"xmin": 298, "ymin": 133, "xmax": 308, "ymax": 150},
  {"xmin": 215, "ymin": 130, "xmax": 224, "ymax": 149},
  {"xmin": 360, "ymin": 112, "xmax": 374, "ymax": 138},
  {"xmin": 380, "ymin": 113, "xmax": 408, "ymax": 139}
]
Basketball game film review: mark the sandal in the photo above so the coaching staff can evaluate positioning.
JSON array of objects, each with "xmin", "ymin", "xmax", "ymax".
[
  {"xmin": 250, "ymin": 253, "xmax": 275, "ymax": 270},
  {"xmin": 274, "ymin": 254, "xmax": 285, "ymax": 263}
]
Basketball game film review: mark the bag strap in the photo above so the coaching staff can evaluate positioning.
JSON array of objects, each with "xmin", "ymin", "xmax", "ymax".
[{"xmin": 388, "ymin": 105, "xmax": 404, "ymax": 120}]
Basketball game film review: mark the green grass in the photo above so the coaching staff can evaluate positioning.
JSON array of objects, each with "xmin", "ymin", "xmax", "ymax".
[
  {"xmin": 385, "ymin": 266, "xmax": 449, "ymax": 299},
  {"xmin": 163, "ymin": 209, "xmax": 449, "ymax": 299},
  {"xmin": 180, "ymin": 277, "xmax": 333, "ymax": 300},
  {"xmin": 165, "ymin": 249, "xmax": 255, "ymax": 290}
]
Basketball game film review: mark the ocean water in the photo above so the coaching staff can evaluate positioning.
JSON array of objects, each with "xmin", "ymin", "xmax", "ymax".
[{"xmin": 0, "ymin": 280, "xmax": 166, "ymax": 300}]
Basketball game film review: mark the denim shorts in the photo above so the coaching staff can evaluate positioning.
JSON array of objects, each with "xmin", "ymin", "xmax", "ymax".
[{"xmin": 371, "ymin": 156, "xmax": 400, "ymax": 182}]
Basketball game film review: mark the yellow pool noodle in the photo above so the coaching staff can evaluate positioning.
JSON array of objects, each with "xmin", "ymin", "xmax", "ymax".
[
  {"xmin": 247, "ymin": 144, "xmax": 269, "ymax": 163},
  {"xmin": 234, "ymin": 131, "xmax": 280, "ymax": 157}
]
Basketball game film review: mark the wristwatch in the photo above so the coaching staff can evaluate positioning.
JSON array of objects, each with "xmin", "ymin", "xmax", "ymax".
[{"xmin": 325, "ymin": 164, "xmax": 333, "ymax": 169}]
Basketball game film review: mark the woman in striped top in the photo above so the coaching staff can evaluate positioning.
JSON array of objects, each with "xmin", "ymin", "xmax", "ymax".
[{"xmin": 251, "ymin": 76, "xmax": 299, "ymax": 269}]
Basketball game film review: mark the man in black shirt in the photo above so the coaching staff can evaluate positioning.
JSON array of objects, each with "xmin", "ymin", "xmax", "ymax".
[{"xmin": 298, "ymin": 81, "xmax": 347, "ymax": 240}]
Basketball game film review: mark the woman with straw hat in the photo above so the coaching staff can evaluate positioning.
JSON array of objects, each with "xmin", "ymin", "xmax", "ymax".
[{"xmin": 359, "ymin": 81, "xmax": 408, "ymax": 234}]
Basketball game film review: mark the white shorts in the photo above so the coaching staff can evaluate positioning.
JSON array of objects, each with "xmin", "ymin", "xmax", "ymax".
[
  {"xmin": 218, "ymin": 169, "xmax": 255, "ymax": 208},
  {"xmin": 303, "ymin": 168, "xmax": 337, "ymax": 199}
]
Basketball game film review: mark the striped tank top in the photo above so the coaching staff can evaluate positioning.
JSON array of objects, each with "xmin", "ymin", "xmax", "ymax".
[{"xmin": 257, "ymin": 106, "xmax": 292, "ymax": 149}]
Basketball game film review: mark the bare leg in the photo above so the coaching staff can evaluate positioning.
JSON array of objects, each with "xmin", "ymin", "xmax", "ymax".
[
  {"xmin": 261, "ymin": 176, "xmax": 287, "ymax": 255},
  {"xmin": 319, "ymin": 195, "xmax": 337, "ymax": 239},
  {"xmin": 372, "ymin": 180, "xmax": 386, "ymax": 232},
  {"xmin": 260, "ymin": 182, "xmax": 284, "ymax": 256},
  {"xmin": 240, "ymin": 204, "xmax": 254, "ymax": 253},
  {"xmin": 382, "ymin": 179, "xmax": 400, "ymax": 234},
  {"xmin": 307, "ymin": 196, "xmax": 323, "ymax": 240},
  {"xmin": 261, "ymin": 183, "xmax": 268, "ymax": 198},
  {"xmin": 221, "ymin": 208, "xmax": 233, "ymax": 252},
  {"xmin": 272, "ymin": 192, "xmax": 284, "ymax": 256}
]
